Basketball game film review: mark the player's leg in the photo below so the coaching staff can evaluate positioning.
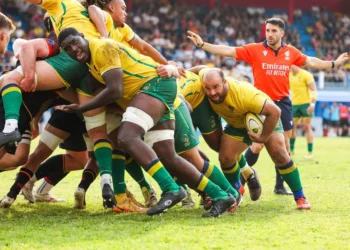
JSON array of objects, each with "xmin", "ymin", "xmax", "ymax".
[
  {"xmin": 78, "ymin": 93, "xmax": 115, "ymax": 208},
  {"xmin": 273, "ymin": 98, "xmax": 293, "ymax": 195},
  {"xmin": 303, "ymin": 118, "xmax": 313, "ymax": 158},
  {"xmin": 290, "ymin": 118, "xmax": 300, "ymax": 155},
  {"xmin": 0, "ymin": 59, "xmax": 71, "ymax": 147},
  {"xmin": 33, "ymin": 131, "xmax": 89, "ymax": 203},
  {"xmin": 0, "ymin": 130, "xmax": 31, "ymax": 171},
  {"xmin": 175, "ymin": 100, "xmax": 240, "ymax": 206},
  {"xmin": 264, "ymin": 132, "xmax": 311, "ymax": 210}
]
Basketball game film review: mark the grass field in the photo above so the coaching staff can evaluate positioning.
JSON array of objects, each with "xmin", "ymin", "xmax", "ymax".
[{"xmin": 0, "ymin": 137, "xmax": 350, "ymax": 249}]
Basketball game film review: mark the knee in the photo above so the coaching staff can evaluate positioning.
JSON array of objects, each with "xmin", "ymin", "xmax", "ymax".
[
  {"xmin": 219, "ymin": 154, "xmax": 236, "ymax": 168},
  {"xmin": 271, "ymin": 150, "xmax": 290, "ymax": 166}
]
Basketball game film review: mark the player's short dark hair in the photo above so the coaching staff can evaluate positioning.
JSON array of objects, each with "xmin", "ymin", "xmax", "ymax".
[
  {"xmin": 0, "ymin": 12, "xmax": 16, "ymax": 32},
  {"xmin": 58, "ymin": 27, "xmax": 81, "ymax": 46},
  {"xmin": 95, "ymin": 0, "xmax": 113, "ymax": 9},
  {"xmin": 265, "ymin": 18, "xmax": 285, "ymax": 30}
]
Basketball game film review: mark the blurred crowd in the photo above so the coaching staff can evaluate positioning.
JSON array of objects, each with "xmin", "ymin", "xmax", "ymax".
[{"xmin": 1, "ymin": 0, "xmax": 350, "ymax": 83}]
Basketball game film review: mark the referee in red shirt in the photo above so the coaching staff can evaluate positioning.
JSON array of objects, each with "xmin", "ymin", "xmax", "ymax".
[{"xmin": 188, "ymin": 17, "xmax": 348, "ymax": 200}]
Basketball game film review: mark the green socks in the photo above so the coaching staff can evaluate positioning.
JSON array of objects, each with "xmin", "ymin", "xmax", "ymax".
[
  {"xmin": 221, "ymin": 162, "xmax": 241, "ymax": 191},
  {"xmin": 111, "ymin": 150, "xmax": 126, "ymax": 195},
  {"xmin": 126, "ymin": 158, "xmax": 151, "ymax": 190},
  {"xmin": 196, "ymin": 174, "xmax": 229, "ymax": 201},
  {"xmin": 1, "ymin": 84, "xmax": 22, "ymax": 133},
  {"xmin": 144, "ymin": 159, "xmax": 179, "ymax": 193},
  {"xmin": 94, "ymin": 139, "xmax": 112, "ymax": 176},
  {"xmin": 277, "ymin": 160, "xmax": 304, "ymax": 199},
  {"xmin": 290, "ymin": 138, "xmax": 296, "ymax": 152},
  {"xmin": 202, "ymin": 161, "xmax": 239, "ymax": 199}
]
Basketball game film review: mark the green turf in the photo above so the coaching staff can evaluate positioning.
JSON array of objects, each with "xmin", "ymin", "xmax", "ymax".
[{"xmin": 1, "ymin": 137, "xmax": 350, "ymax": 249}]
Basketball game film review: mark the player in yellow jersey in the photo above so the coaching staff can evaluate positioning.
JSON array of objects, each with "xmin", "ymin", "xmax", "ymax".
[
  {"xmin": 96, "ymin": 0, "xmax": 169, "ymax": 64},
  {"xmin": 177, "ymin": 69, "xmax": 262, "ymax": 202},
  {"xmin": 0, "ymin": 12, "xmax": 15, "ymax": 54},
  {"xmin": 199, "ymin": 67, "xmax": 311, "ymax": 210},
  {"xmin": 57, "ymin": 27, "xmax": 238, "ymax": 217},
  {"xmin": 289, "ymin": 65, "xmax": 317, "ymax": 159},
  {"xmin": 0, "ymin": 0, "xmax": 118, "ymax": 209}
]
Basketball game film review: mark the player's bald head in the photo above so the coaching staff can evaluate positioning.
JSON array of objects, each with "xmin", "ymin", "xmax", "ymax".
[{"xmin": 202, "ymin": 68, "xmax": 225, "ymax": 84}]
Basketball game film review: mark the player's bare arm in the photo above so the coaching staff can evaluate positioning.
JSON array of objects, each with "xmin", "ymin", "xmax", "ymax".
[
  {"xmin": 187, "ymin": 31, "xmax": 237, "ymax": 58},
  {"xmin": 88, "ymin": 5, "xmax": 109, "ymax": 38},
  {"xmin": 56, "ymin": 69, "xmax": 124, "ymax": 113},
  {"xmin": 303, "ymin": 52, "xmax": 349, "ymax": 69},
  {"xmin": 15, "ymin": 39, "xmax": 50, "ymax": 92},
  {"xmin": 307, "ymin": 80, "xmax": 317, "ymax": 115},
  {"xmin": 248, "ymin": 101, "xmax": 281, "ymax": 143},
  {"xmin": 129, "ymin": 34, "xmax": 168, "ymax": 65}
]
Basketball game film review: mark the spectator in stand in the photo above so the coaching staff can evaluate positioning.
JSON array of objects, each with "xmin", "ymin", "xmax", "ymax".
[
  {"xmin": 329, "ymin": 102, "xmax": 340, "ymax": 136},
  {"xmin": 339, "ymin": 104, "xmax": 350, "ymax": 136},
  {"xmin": 321, "ymin": 103, "xmax": 330, "ymax": 137}
]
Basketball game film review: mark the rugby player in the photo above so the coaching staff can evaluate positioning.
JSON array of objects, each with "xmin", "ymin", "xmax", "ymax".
[{"xmin": 289, "ymin": 65, "xmax": 317, "ymax": 159}]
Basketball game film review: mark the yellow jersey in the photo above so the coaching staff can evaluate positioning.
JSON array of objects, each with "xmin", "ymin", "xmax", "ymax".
[
  {"xmin": 289, "ymin": 69, "xmax": 314, "ymax": 105},
  {"xmin": 41, "ymin": 0, "xmax": 110, "ymax": 38},
  {"xmin": 87, "ymin": 38, "xmax": 159, "ymax": 100},
  {"xmin": 177, "ymin": 71, "xmax": 205, "ymax": 109},
  {"xmin": 199, "ymin": 70, "xmax": 269, "ymax": 128},
  {"xmin": 109, "ymin": 23, "xmax": 135, "ymax": 46}
]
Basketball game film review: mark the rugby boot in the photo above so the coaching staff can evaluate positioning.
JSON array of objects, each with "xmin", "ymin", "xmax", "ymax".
[
  {"xmin": 246, "ymin": 168, "xmax": 262, "ymax": 201},
  {"xmin": 0, "ymin": 129, "xmax": 21, "ymax": 153},
  {"xmin": 147, "ymin": 187, "xmax": 187, "ymax": 216},
  {"xmin": 102, "ymin": 184, "xmax": 117, "ymax": 209},
  {"xmin": 296, "ymin": 197, "xmax": 311, "ymax": 210},
  {"xmin": 202, "ymin": 194, "xmax": 236, "ymax": 218}
]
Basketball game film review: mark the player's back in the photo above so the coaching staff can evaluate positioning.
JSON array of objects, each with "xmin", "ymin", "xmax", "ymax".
[
  {"xmin": 178, "ymin": 71, "xmax": 205, "ymax": 109},
  {"xmin": 41, "ymin": 0, "xmax": 101, "ymax": 38}
]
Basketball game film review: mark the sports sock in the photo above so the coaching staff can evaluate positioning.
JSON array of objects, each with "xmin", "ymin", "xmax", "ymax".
[
  {"xmin": 126, "ymin": 158, "xmax": 151, "ymax": 190},
  {"xmin": 277, "ymin": 160, "xmax": 304, "ymax": 200},
  {"xmin": 221, "ymin": 162, "xmax": 241, "ymax": 191},
  {"xmin": 307, "ymin": 143, "xmax": 313, "ymax": 153},
  {"xmin": 144, "ymin": 159, "xmax": 179, "ymax": 193},
  {"xmin": 290, "ymin": 138, "xmax": 296, "ymax": 152},
  {"xmin": 202, "ymin": 161, "xmax": 239, "ymax": 199},
  {"xmin": 196, "ymin": 174, "xmax": 229, "ymax": 201},
  {"xmin": 275, "ymin": 166, "xmax": 285, "ymax": 188},
  {"xmin": 174, "ymin": 177, "xmax": 188, "ymax": 190},
  {"xmin": 78, "ymin": 169, "xmax": 97, "ymax": 191},
  {"xmin": 238, "ymin": 154, "xmax": 254, "ymax": 180},
  {"xmin": 45, "ymin": 173, "xmax": 68, "ymax": 186},
  {"xmin": 19, "ymin": 130, "xmax": 31, "ymax": 145},
  {"xmin": 111, "ymin": 150, "xmax": 126, "ymax": 195},
  {"xmin": 35, "ymin": 155, "xmax": 65, "ymax": 180},
  {"xmin": 93, "ymin": 139, "xmax": 112, "ymax": 176},
  {"xmin": 7, "ymin": 168, "xmax": 33, "ymax": 199},
  {"xmin": 244, "ymin": 147, "xmax": 260, "ymax": 167},
  {"xmin": 1, "ymin": 84, "xmax": 22, "ymax": 133}
]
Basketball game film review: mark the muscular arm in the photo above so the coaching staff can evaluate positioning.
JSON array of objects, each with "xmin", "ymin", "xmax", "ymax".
[
  {"xmin": 304, "ymin": 52, "xmax": 349, "ymax": 69},
  {"xmin": 259, "ymin": 100, "xmax": 280, "ymax": 142},
  {"xmin": 308, "ymin": 80, "xmax": 317, "ymax": 104},
  {"xmin": 88, "ymin": 5, "xmax": 108, "ymax": 38},
  {"xmin": 78, "ymin": 69, "xmax": 124, "ymax": 113},
  {"xmin": 187, "ymin": 31, "xmax": 237, "ymax": 58},
  {"xmin": 129, "ymin": 35, "xmax": 168, "ymax": 64},
  {"xmin": 18, "ymin": 39, "xmax": 50, "ymax": 84}
]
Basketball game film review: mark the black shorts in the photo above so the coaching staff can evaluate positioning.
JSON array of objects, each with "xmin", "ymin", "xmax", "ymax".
[
  {"xmin": 59, "ymin": 132, "xmax": 87, "ymax": 152},
  {"xmin": 48, "ymin": 109, "xmax": 86, "ymax": 135},
  {"xmin": 274, "ymin": 97, "xmax": 293, "ymax": 131},
  {"xmin": 330, "ymin": 120, "xmax": 339, "ymax": 127},
  {"xmin": 322, "ymin": 119, "xmax": 329, "ymax": 126},
  {"xmin": 339, "ymin": 119, "xmax": 349, "ymax": 127},
  {"xmin": 48, "ymin": 108, "xmax": 87, "ymax": 152}
]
